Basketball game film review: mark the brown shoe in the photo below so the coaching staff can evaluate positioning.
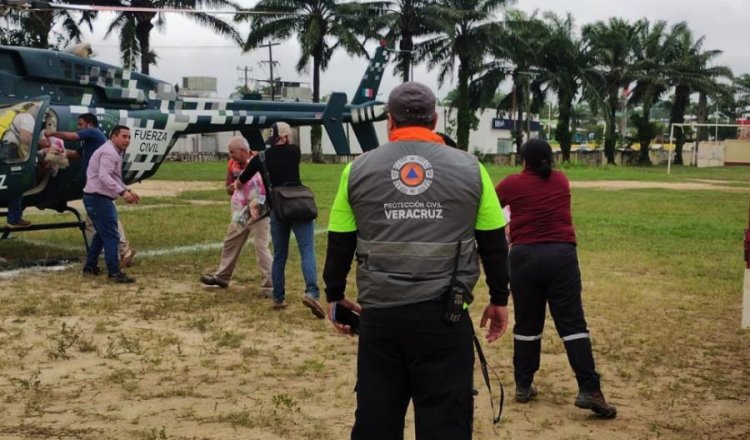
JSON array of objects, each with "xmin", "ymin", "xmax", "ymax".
[
  {"xmin": 575, "ymin": 391, "xmax": 617, "ymax": 419},
  {"xmin": 120, "ymin": 249, "xmax": 136, "ymax": 267},
  {"xmin": 271, "ymin": 300, "xmax": 287, "ymax": 310},
  {"xmin": 7, "ymin": 219, "xmax": 31, "ymax": 228},
  {"xmin": 302, "ymin": 294, "xmax": 325, "ymax": 319},
  {"xmin": 199, "ymin": 274, "xmax": 228, "ymax": 288}
]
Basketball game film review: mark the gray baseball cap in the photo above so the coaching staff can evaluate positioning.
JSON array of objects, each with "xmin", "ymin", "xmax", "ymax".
[{"xmin": 387, "ymin": 81, "xmax": 436, "ymax": 123}]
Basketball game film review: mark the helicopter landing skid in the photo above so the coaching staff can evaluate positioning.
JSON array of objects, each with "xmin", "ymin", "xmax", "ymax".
[{"xmin": 0, "ymin": 206, "xmax": 89, "ymax": 252}]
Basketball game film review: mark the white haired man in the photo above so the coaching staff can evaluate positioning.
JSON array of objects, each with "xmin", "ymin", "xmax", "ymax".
[{"xmin": 200, "ymin": 136, "xmax": 273, "ymax": 296}]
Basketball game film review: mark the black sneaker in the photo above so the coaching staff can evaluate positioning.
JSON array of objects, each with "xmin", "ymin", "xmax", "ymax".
[
  {"xmin": 109, "ymin": 272, "xmax": 136, "ymax": 284},
  {"xmin": 199, "ymin": 274, "xmax": 228, "ymax": 288},
  {"xmin": 575, "ymin": 390, "xmax": 617, "ymax": 419},
  {"xmin": 515, "ymin": 384, "xmax": 538, "ymax": 403},
  {"xmin": 82, "ymin": 267, "xmax": 101, "ymax": 276}
]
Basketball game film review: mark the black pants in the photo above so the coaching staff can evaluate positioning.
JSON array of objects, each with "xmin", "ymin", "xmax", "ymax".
[
  {"xmin": 352, "ymin": 301, "xmax": 474, "ymax": 440},
  {"xmin": 509, "ymin": 243, "xmax": 600, "ymax": 393}
]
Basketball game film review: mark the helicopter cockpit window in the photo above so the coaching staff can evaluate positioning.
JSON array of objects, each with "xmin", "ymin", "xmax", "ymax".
[{"xmin": 0, "ymin": 102, "xmax": 41, "ymax": 164}]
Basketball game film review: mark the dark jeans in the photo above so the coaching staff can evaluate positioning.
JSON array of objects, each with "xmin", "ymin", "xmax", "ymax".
[
  {"xmin": 509, "ymin": 243, "xmax": 600, "ymax": 393},
  {"xmin": 83, "ymin": 193, "xmax": 121, "ymax": 276},
  {"xmin": 269, "ymin": 211, "xmax": 319, "ymax": 303},
  {"xmin": 352, "ymin": 301, "xmax": 474, "ymax": 440},
  {"xmin": 7, "ymin": 194, "xmax": 22, "ymax": 223}
]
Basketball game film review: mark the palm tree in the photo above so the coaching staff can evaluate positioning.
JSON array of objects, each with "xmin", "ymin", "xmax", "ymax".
[
  {"xmin": 536, "ymin": 12, "xmax": 598, "ymax": 162},
  {"xmin": 101, "ymin": 1, "xmax": 242, "ymax": 74},
  {"xmin": 664, "ymin": 23, "xmax": 731, "ymax": 164},
  {"xmin": 416, "ymin": 0, "xmax": 509, "ymax": 151},
  {"xmin": 629, "ymin": 19, "xmax": 671, "ymax": 164},
  {"xmin": 0, "ymin": 3, "xmax": 96, "ymax": 49},
  {"xmin": 735, "ymin": 74, "xmax": 750, "ymax": 112},
  {"xmin": 364, "ymin": 1, "xmax": 438, "ymax": 82},
  {"xmin": 583, "ymin": 18, "xmax": 640, "ymax": 164},
  {"xmin": 472, "ymin": 10, "xmax": 547, "ymax": 152},
  {"xmin": 239, "ymin": 0, "xmax": 372, "ymax": 162}
]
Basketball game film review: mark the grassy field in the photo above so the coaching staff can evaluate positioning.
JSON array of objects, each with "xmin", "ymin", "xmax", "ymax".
[{"xmin": 0, "ymin": 162, "xmax": 748, "ymax": 439}]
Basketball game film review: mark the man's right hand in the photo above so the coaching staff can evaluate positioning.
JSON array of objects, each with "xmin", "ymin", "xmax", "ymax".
[
  {"xmin": 327, "ymin": 298, "xmax": 361, "ymax": 336},
  {"xmin": 123, "ymin": 190, "xmax": 140, "ymax": 204},
  {"xmin": 480, "ymin": 304, "xmax": 508, "ymax": 343}
]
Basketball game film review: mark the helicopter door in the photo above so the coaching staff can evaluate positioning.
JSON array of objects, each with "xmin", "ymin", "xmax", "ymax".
[{"xmin": 0, "ymin": 97, "xmax": 50, "ymax": 205}]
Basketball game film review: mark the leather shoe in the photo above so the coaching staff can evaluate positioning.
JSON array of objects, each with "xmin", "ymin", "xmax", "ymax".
[
  {"xmin": 199, "ymin": 275, "xmax": 228, "ymax": 288},
  {"xmin": 82, "ymin": 266, "xmax": 101, "ymax": 276},
  {"xmin": 575, "ymin": 390, "xmax": 617, "ymax": 419},
  {"xmin": 109, "ymin": 272, "xmax": 136, "ymax": 284}
]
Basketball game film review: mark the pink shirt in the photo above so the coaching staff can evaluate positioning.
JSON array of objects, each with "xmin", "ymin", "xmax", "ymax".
[{"xmin": 83, "ymin": 141, "xmax": 126, "ymax": 199}]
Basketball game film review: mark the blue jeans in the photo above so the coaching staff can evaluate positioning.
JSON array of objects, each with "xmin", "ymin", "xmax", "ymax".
[
  {"xmin": 269, "ymin": 211, "xmax": 319, "ymax": 303},
  {"xmin": 7, "ymin": 194, "xmax": 23, "ymax": 223},
  {"xmin": 83, "ymin": 194, "xmax": 121, "ymax": 276}
]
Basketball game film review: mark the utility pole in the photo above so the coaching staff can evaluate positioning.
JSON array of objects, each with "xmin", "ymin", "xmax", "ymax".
[
  {"xmin": 259, "ymin": 41, "xmax": 280, "ymax": 101},
  {"xmin": 236, "ymin": 66, "xmax": 252, "ymax": 92}
]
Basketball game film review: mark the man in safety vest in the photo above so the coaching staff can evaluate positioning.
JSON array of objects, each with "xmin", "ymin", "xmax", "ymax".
[{"xmin": 323, "ymin": 81, "xmax": 510, "ymax": 439}]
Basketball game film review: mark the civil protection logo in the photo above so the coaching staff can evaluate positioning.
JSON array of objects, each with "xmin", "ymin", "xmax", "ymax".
[{"xmin": 391, "ymin": 155, "xmax": 433, "ymax": 195}]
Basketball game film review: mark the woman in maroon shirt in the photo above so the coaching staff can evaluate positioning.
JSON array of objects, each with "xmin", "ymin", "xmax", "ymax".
[{"xmin": 496, "ymin": 139, "xmax": 616, "ymax": 419}]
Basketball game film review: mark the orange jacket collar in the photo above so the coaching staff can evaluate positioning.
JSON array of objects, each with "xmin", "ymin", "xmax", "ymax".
[{"xmin": 388, "ymin": 127, "xmax": 445, "ymax": 144}]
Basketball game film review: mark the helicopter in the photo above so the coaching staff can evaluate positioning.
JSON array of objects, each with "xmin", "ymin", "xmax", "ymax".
[{"xmin": 0, "ymin": 38, "xmax": 389, "ymax": 244}]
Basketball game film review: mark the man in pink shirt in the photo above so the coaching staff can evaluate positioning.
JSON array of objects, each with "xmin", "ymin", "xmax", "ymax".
[{"xmin": 82, "ymin": 125, "xmax": 140, "ymax": 283}]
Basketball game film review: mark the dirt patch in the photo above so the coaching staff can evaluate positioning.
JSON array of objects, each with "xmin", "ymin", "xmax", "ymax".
[
  {"xmin": 0, "ymin": 266, "xmax": 746, "ymax": 440},
  {"xmin": 128, "ymin": 180, "xmax": 222, "ymax": 197},
  {"xmin": 571, "ymin": 180, "xmax": 748, "ymax": 191}
]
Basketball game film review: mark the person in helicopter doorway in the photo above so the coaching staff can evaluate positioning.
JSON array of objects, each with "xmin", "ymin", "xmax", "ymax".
[
  {"xmin": 1, "ymin": 102, "xmax": 39, "ymax": 228},
  {"xmin": 46, "ymin": 113, "xmax": 137, "ymax": 267}
]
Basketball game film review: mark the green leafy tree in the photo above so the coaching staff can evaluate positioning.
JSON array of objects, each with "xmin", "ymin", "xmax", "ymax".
[
  {"xmin": 100, "ymin": 1, "xmax": 242, "ymax": 74},
  {"xmin": 239, "ymin": 0, "xmax": 372, "ymax": 162},
  {"xmin": 0, "ymin": 3, "xmax": 96, "ymax": 49},
  {"xmin": 471, "ymin": 11, "xmax": 547, "ymax": 152},
  {"xmin": 664, "ymin": 22, "xmax": 731, "ymax": 164},
  {"xmin": 364, "ymin": 1, "xmax": 438, "ymax": 82},
  {"xmin": 536, "ymin": 12, "xmax": 598, "ymax": 162},
  {"xmin": 629, "ymin": 19, "xmax": 671, "ymax": 164},
  {"xmin": 416, "ymin": 0, "xmax": 509, "ymax": 151},
  {"xmin": 735, "ymin": 74, "xmax": 750, "ymax": 112},
  {"xmin": 583, "ymin": 17, "xmax": 639, "ymax": 164}
]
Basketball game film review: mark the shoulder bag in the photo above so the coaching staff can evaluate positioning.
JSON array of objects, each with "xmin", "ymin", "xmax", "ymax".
[{"xmin": 259, "ymin": 151, "xmax": 318, "ymax": 222}]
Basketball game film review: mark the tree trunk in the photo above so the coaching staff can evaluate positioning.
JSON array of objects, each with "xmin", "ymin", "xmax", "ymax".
[
  {"xmin": 556, "ymin": 92, "xmax": 573, "ymax": 162},
  {"xmin": 638, "ymin": 103, "xmax": 652, "ymax": 165},
  {"xmin": 695, "ymin": 92, "xmax": 708, "ymax": 164},
  {"xmin": 514, "ymin": 84, "xmax": 524, "ymax": 153},
  {"xmin": 670, "ymin": 84, "xmax": 689, "ymax": 165},
  {"xmin": 455, "ymin": 62, "xmax": 471, "ymax": 151},
  {"xmin": 523, "ymin": 80, "xmax": 531, "ymax": 142},
  {"xmin": 310, "ymin": 52, "xmax": 324, "ymax": 163},
  {"xmin": 399, "ymin": 35, "xmax": 413, "ymax": 83},
  {"xmin": 29, "ymin": 11, "xmax": 53, "ymax": 49},
  {"xmin": 135, "ymin": 13, "xmax": 155, "ymax": 74},
  {"xmin": 604, "ymin": 90, "xmax": 618, "ymax": 164}
]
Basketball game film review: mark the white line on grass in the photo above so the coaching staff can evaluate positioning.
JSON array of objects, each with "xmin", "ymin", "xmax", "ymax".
[
  {"xmin": 0, "ymin": 264, "xmax": 75, "ymax": 279},
  {"xmin": 10, "ymin": 226, "xmax": 330, "ymax": 259}
]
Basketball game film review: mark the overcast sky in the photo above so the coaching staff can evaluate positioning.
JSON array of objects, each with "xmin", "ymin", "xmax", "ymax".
[{"xmin": 79, "ymin": 0, "xmax": 750, "ymax": 101}]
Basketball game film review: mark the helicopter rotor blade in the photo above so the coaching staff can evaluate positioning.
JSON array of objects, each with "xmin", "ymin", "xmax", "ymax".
[{"xmin": 0, "ymin": 1, "xmax": 301, "ymax": 15}]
